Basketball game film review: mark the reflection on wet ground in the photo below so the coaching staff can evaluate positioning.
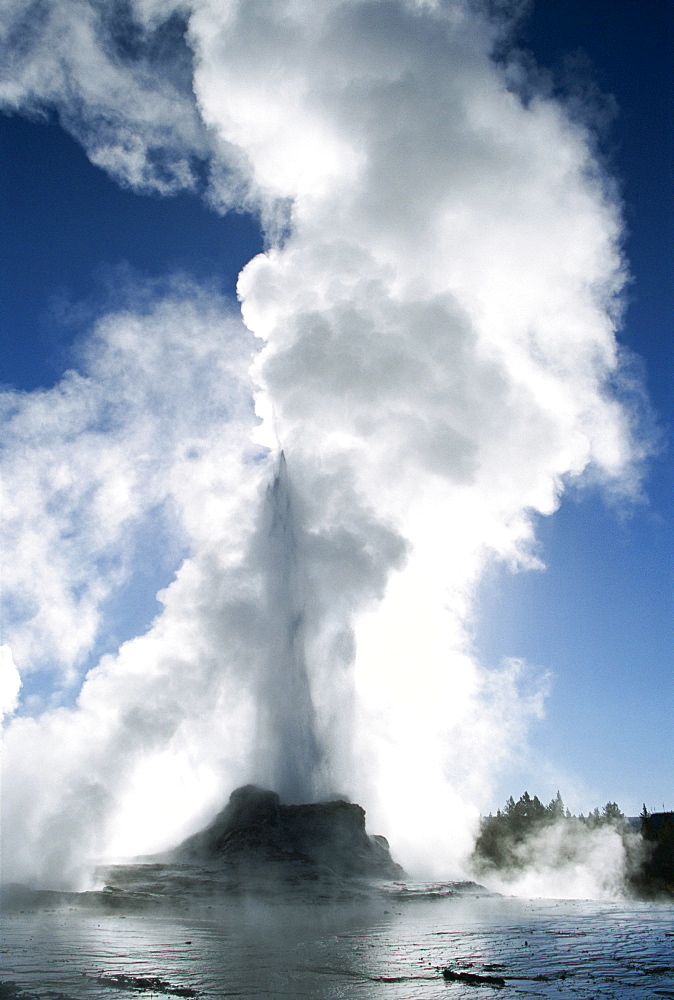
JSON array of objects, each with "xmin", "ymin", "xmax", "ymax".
[{"xmin": 2, "ymin": 866, "xmax": 673, "ymax": 999}]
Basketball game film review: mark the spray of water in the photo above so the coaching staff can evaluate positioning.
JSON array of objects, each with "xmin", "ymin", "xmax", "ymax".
[{"xmin": 0, "ymin": 1, "xmax": 647, "ymax": 888}]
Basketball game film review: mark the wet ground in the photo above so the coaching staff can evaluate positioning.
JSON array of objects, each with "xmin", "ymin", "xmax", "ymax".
[{"xmin": 2, "ymin": 867, "xmax": 673, "ymax": 999}]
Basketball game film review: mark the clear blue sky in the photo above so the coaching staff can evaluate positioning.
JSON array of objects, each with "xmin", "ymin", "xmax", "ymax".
[{"xmin": 1, "ymin": 0, "xmax": 671, "ymax": 837}]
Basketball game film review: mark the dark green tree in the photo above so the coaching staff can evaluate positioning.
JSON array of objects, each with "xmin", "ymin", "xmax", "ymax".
[
  {"xmin": 602, "ymin": 801, "xmax": 625, "ymax": 824},
  {"xmin": 547, "ymin": 791, "xmax": 566, "ymax": 820}
]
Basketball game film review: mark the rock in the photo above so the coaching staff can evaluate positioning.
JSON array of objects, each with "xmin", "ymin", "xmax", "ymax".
[
  {"xmin": 95, "ymin": 974, "xmax": 198, "ymax": 996},
  {"xmin": 170, "ymin": 784, "xmax": 404, "ymax": 879},
  {"xmin": 442, "ymin": 968, "xmax": 506, "ymax": 987}
]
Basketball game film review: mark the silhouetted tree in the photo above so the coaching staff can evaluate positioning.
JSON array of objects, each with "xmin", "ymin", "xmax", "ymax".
[
  {"xmin": 602, "ymin": 801, "xmax": 625, "ymax": 823},
  {"xmin": 548, "ymin": 791, "xmax": 566, "ymax": 820}
]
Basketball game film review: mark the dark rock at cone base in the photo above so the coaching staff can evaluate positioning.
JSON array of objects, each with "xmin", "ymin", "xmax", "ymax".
[{"xmin": 170, "ymin": 784, "xmax": 404, "ymax": 879}]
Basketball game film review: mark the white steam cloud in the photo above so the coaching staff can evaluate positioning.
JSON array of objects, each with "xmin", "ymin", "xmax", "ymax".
[
  {"xmin": 481, "ymin": 819, "xmax": 647, "ymax": 902},
  {"xmin": 0, "ymin": 0, "xmax": 646, "ymax": 887}
]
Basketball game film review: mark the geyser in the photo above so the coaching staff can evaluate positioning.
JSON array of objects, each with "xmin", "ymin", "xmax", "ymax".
[
  {"xmin": 250, "ymin": 453, "xmax": 322, "ymax": 803},
  {"xmin": 0, "ymin": 0, "xmax": 647, "ymax": 888}
]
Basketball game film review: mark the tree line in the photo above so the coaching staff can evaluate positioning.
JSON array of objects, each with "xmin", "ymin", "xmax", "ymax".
[{"xmin": 471, "ymin": 791, "xmax": 673, "ymax": 898}]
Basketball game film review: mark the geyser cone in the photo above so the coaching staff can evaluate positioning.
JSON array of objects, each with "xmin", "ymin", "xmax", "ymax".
[{"xmin": 170, "ymin": 784, "xmax": 404, "ymax": 879}]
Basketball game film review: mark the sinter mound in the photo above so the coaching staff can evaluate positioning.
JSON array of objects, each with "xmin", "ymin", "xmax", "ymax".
[{"xmin": 170, "ymin": 784, "xmax": 404, "ymax": 879}]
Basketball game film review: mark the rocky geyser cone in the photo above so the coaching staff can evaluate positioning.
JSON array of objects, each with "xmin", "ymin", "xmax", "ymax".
[{"xmin": 170, "ymin": 785, "xmax": 404, "ymax": 879}]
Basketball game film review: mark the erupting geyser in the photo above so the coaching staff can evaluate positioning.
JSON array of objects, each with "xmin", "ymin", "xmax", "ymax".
[
  {"xmin": 250, "ymin": 453, "xmax": 323, "ymax": 804},
  {"xmin": 0, "ymin": 0, "xmax": 649, "ymax": 890}
]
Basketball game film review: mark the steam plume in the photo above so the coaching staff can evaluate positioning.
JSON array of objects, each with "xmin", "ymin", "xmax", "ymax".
[{"xmin": 0, "ymin": 0, "xmax": 646, "ymax": 886}]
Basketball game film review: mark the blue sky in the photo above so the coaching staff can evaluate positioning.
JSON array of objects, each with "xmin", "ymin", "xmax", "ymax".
[
  {"xmin": 1, "ymin": 115, "xmax": 263, "ymax": 390},
  {"xmin": 0, "ymin": 0, "xmax": 672, "ymax": 881},
  {"xmin": 476, "ymin": 1, "xmax": 674, "ymax": 813}
]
